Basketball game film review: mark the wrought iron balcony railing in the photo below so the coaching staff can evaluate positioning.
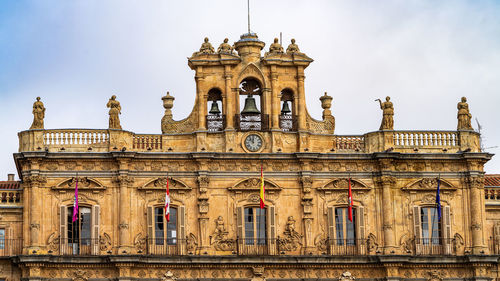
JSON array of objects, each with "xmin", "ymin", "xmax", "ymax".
[
  {"xmin": 326, "ymin": 238, "xmax": 367, "ymax": 255},
  {"xmin": 59, "ymin": 238, "xmax": 102, "ymax": 255},
  {"xmin": 414, "ymin": 238, "xmax": 453, "ymax": 255},
  {"xmin": 206, "ymin": 114, "xmax": 226, "ymax": 132},
  {"xmin": 236, "ymin": 237, "xmax": 278, "ymax": 256},
  {"xmin": 279, "ymin": 114, "xmax": 297, "ymax": 132},
  {"xmin": 235, "ymin": 114, "xmax": 269, "ymax": 131},
  {"xmin": 146, "ymin": 238, "xmax": 186, "ymax": 255}
]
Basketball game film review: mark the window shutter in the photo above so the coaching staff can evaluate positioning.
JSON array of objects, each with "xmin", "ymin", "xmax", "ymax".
[
  {"xmin": 179, "ymin": 206, "xmax": 185, "ymax": 255},
  {"xmin": 91, "ymin": 205, "xmax": 100, "ymax": 255},
  {"xmin": 147, "ymin": 206, "xmax": 153, "ymax": 253},
  {"xmin": 60, "ymin": 205, "xmax": 67, "ymax": 255},
  {"xmin": 356, "ymin": 206, "xmax": 365, "ymax": 255},
  {"xmin": 327, "ymin": 206, "xmax": 335, "ymax": 255},
  {"xmin": 413, "ymin": 206, "xmax": 421, "ymax": 254},
  {"xmin": 7, "ymin": 228, "xmax": 13, "ymax": 255},
  {"xmin": 442, "ymin": 206, "xmax": 451, "ymax": 254},
  {"xmin": 236, "ymin": 206, "xmax": 243, "ymax": 254},
  {"xmin": 268, "ymin": 205, "xmax": 276, "ymax": 255}
]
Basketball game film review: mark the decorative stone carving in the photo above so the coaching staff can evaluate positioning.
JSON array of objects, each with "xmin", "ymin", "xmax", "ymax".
[
  {"xmin": 197, "ymin": 175, "xmax": 210, "ymax": 193},
  {"xmin": 30, "ymin": 96, "xmax": 46, "ymax": 129},
  {"xmin": 24, "ymin": 175, "xmax": 47, "ymax": 186},
  {"xmin": 99, "ymin": 233, "xmax": 112, "ymax": 252},
  {"xmin": 134, "ymin": 233, "xmax": 146, "ymax": 253},
  {"xmin": 107, "ymin": 95, "xmax": 122, "ymax": 130},
  {"xmin": 314, "ymin": 233, "xmax": 328, "ymax": 252},
  {"xmin": 367, "ymin": 233, "xmax": 379, "ymax": 254},
  {"xmin": 161, "ymin": 270, "xmax": 177, "ymax": 281},
  {"xmin": 217, "ymin": 38, "xmax": 234, "ymax": 54},
  {"xmin": 211, "ymin": 216, "xmax": 235, "ymax": 251},
  {"xmin": 229, "ymin": 178, "xmax": 281, "ymax": 192},
  {"xmin": 320, "ymin": 178, "xmax": 370, "ymax": 191},
  {"xmin": 453, "ymin": 233, "xmax": 464, "ymax": 254},
  {"xmin": 426, "ymin": 270, "xmax": 443, "ymax": 281},
  {"xmin": 186, "ymin": 233, "xmax": 198, "ymax": 253},
  {"xmin": 278, "ymin": 216, "xmax": 302, "ymax": 252},
  {"xmin": 399, "ymin": 233, "xmax": 413, "ymax": 254},
  {"xmin": 300, "ymin": 176, "xmax": 313, "ymax": 193},
  {"xmin": 403, "ymin": 178, "xmax": 454, "ymax": 191},
  {"xmin": 47, "ymin": 232, "xmax": 60, "ymax": 252},
  {"xmin": 286, "ymin": 38, "xmax": 300, "ymax": 54},
  {"xmin": 376, "ymin": 96, "xmax": 394, "ymax": 130},
  {"xmin": 338, "ymin": 271, "xmax": 355, "ymax": 281},
  {"xmin": 196, "ymin": 37, "xmax": 215, "ymax": 55},
  {"xmin": 115, "ymin": 175, "xmax": 134, "ymax": 186},
  {"xmin": 457, "ymin": 97, "xmax": 473, "ymax": 130},
  {"xmin": 266, "ymin": 38, "xmax": 284, "ymax": 55},
  {"xmin": 72, "ymin": 269, "xmax": 90, "ymax": 281}
]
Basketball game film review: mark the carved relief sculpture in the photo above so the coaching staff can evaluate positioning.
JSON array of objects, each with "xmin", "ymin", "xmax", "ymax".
[
  {"xmin": 457, "ymin": 96, "xmax": 473, "ymax": 130},
  {"xmin": 30, "ymin": 97, "xmax": 45, "ymax": 129},
  {"xmin": 107, "ymin": 95, "xmax": 122, "ymax": 129},
  {"xmin": 211, "ymin": 216, "xmax": 235, "ymax": 251},
  {"xmin": 217, "ymin": 38, "xmax": 233, "ymax": 54},
  {"xmin": 279, "ymin": 216, "xmax": 302, "ymax": 252},
  {"xmin": 376, "ymin": 96, "xmax": 394, "ymax": 130}
]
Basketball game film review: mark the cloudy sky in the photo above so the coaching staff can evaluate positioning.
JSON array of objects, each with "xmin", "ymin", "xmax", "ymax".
[{"xmin": 1, "ymin": 0, "xmax": 499, "ymax": 179}]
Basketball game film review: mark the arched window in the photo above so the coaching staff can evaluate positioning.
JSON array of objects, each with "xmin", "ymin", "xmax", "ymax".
[
  {"xmin": 238, "ymin": 78, "xmax": 268, "ymax": 131},
  {"xmin": 206, "ymin": 88, "xmax": 224, "ymax": 132},
  {"xmin": 279, "ymin": 89, "xmax": 296, "ymax": 131}
]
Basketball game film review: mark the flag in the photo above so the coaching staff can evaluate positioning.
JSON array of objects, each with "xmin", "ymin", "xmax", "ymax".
[
  {"xmin": 348, "ymin": 177, "xmax": 353, "ymax": 222},
  {"xmin": 260, "ymin": 165, "xmax": 265, "ymax": 209},
  {"xmin": 165, "ymin": 177, "xmax": 171, "ymax": 222},
  {"xmin": 72, "ymin": 177, "xmax": 79, "ymax": 222},
  {"xmin": 436, "ymin": 177, "xmax": 442, "ymax": 221}
]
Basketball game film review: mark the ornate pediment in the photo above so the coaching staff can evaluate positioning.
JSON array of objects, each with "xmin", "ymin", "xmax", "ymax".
[
  {"xmin": 228, "ymin": 178, "xmax": 281, "ymax": 192},
  {"xmin": 319, "ymin": 178, "xmax": 371, "ymax": 191},
  {"xmin": 140, "ymin": 177, "xmax": 191, "ymax": 191},
  {"xmin": 403, "ymin": 178, "xmax": 455, "ymax": 192},
  {"xmin": 52, "ymin": 177, "xmax": 105, "ymax": 190}
]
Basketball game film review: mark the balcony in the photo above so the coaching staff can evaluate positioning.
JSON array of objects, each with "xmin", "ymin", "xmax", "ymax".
[
  {"xmin": 235, "ymin": 114, "xmax": 269, "ymax": 131},
  {"xmin": 0, "ymin": 189, "xmax": 22, "ymax": 207},
  {"xmin": 236, "ymin": 238, "xmax": 278, "ymax": 256},
  {"xmin": 414, "ymin": 238, "xmax": 453, "ymax": 255},
  {"xmin": 326, "ymin": 239, "xmax": 367, "ymax": 255},
  {"xmin": 59, "ymin": 238, "xmax": 102, "ymax": 255},
  {"xmin": 206, "ymin": 114, "xmax": 226, "ymax": 132},
  {"xmin": 146, "ymin": 238, "xmax": 186, "ymax": 255}
]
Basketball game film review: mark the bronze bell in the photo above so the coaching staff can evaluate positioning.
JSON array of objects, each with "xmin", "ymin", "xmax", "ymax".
[
  {"xmin": 240, "ymin": 95, "xmax": 260, "ymax": 115},
  {"xmin": 209, "ymin": 101, "xmax": 221, "ymax": 115},
  {"xmin": 281, "ymin": 100, "xmax": 291, "ymax": 115}
]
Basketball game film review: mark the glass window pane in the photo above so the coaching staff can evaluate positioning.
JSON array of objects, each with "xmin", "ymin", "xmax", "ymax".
[
  {"xmin": 167, "ymin": 208, "xmax": 177, "ymax": 245},
  {"xmin": 256, "ymin": 208, "xmax": 266, "ymax": 244},
  {"xmin": 0, "ymin": 229, "xmax": 5, "ymax": 250},
  {"xmin": 80, "ymin": 207, "xmax": 91, "ymax": 245},
  {"xmin": 335, "ymin": 208, "xmax": 344, "ymax": 245},
  {"xmin": 346, "ymin": 210, "xmax": 356, "ymax": 245},
  {"xmin": 244, "ymin": 208, "xmax": 254, "ymax": 245},
  {"xmin": 155, "ymin": 207, "xmax": 164, "ymax": 245}
]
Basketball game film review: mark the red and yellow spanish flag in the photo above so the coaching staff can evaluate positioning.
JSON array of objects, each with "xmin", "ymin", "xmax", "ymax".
[{"xmin": 260, "ymin": 165, "xmax": 265, "ymax": 209}]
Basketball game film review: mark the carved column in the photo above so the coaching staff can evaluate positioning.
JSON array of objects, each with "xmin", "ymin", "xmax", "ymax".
[
  {"xmin": 224, "ymin": 66, "xmax": 234, "ymax": 129},
  {"xmin": 195, "ymin": 68, "xmax": 206, "ymax": 130},
  {"xmin": 468, "ymin": 176, "xmax": 487, "ymax": 254},
  {"xmin": 378, "ymin": 176, "xmax": 397, "ymax": 254},
  {"xmin": 300, "ymin": 175, "xmax": 314, "ymax": 254},
  {"xmin": 25, "ymin": 174, "xmax": 46, "ymax": 253},
  {"xmin": 270, "ymin": 67, "xmax": 279, "ymax": 130},
  {"xmin": 197, "ymin": 174, "xmax": 210, "ymax": 254},
  {"xmin": 296, "ymin": 66, "xmax": 306, "ymax": 131},
  {"xmin": 116, "ymin": 172, "xmax": 134, "ymax": 254}
]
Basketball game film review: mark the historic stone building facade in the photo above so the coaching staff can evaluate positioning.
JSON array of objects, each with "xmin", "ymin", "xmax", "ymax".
[{"xmin": 0, "ymin": 32, "xmax": 498, "ymax": 280}]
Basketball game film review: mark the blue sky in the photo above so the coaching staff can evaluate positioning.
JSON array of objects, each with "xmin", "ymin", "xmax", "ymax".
[{"xmin": 1, "ymin": 0, "xmax": 500, "ymax": 178}]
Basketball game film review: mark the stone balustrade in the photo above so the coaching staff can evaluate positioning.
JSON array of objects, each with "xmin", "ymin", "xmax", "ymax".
[
  {"xmin": 485, "ymin": 187, "xmax": 500, "ymax": 204},
  {"xmin": 17, "ymin": 129, "xmax": 481, "ymax": 154},
  {"xmin": 0, "ymin": 189, "xmax": 22, "ymax": 207}
]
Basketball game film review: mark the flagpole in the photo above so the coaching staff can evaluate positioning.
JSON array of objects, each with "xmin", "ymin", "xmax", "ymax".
[{"xmin": 430, "ymin": 174, "xmax": 441, "ymax": 245}]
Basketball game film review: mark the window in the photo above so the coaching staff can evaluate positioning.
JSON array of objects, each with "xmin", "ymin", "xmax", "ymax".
[
  {"xmin": 60, "ymin": 205, "xmax": 100, "ymax": 255},
  {"xmin": 420, "ymin": 207, "xmax": 441, "ymax": 245},
  {"xmin": 334, "ymin": 207, "xmax": 356, "ymax": 245},
  {"xmin": 244, "ymin": 207, "xmax": 266, "ymax": 245},
  {"xmin": 154, "ymin": 207, "xmax": 177, "ymax": 245},
  {"xmin": 0, "ymin": 229, "xmax": 4, "ymax": 250}
]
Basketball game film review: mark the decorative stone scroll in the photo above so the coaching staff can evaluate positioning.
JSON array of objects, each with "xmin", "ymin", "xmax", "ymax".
[
  {"xmin": 52, "ymin": 177, "xmax": 106, "ymax": 190},
  {"xmin": 402, "ymin": 178, "xmax": 455, "ymax": 191},
  {"xmin": 161, "ymin": 92, "xmax": 198, "ymax": 134},
  {"xmin": 319, "ymin": 178, "xmax": 370, "ymax": 191},
  {"xmin": 228, "ymin": 178, "xmax": 281, "ymax": 192},
  {"xmin": 140, "ymin": 177, "xmax": 191, "ymax": 191}
]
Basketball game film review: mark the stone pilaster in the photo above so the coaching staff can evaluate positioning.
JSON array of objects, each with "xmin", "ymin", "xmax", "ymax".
[
  {"xmin": 25, "ymin": 173, "xmax": 46, "ymax": 254},
  {"xmin": 377, "ymin": 175, "xmax": 397, "ymax": 254},
  {"xmin": 197, "ymin": 174, "xmax": 210, "ymax": 254},
  {"xmin": 115, "ymin": 173, "xmax": 134, "ymax": 254},
  {"xmin": 467, "ymin": 176, "xmax": 487, "ymax": 254},
  {"xmin": 195, "ymin": 67, "xmax": 206, "ymax": 130},
  {"xmin": 300, "ymin": 174, "xmax": 314, "ymax": 254},
  {"xmin": 270, "ymin": 68, "xmax": 279, "ymax": 130},
  {"xmin": 224, "ymin": 66, "xmax": 234, "ymax": 130},
  {"xmin": 296, "ymin": 67, "xmax": 306, "ymax": 131}
]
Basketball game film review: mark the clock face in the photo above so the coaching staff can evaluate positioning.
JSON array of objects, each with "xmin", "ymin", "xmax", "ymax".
[{"xmin": 244, "ymin": 134, "xmax": 263, "ymax": 152}]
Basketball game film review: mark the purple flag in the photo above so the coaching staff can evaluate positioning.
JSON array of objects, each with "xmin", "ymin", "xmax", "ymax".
[{"xmin": 72, "ymin": 177, "xmax": 79, "ymax": 222}]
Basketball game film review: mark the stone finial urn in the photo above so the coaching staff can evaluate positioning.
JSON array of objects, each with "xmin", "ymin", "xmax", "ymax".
[
  {"xmin": 319, "ymin": 92, "xmax": 333, "ymax": 118},
  {"xmin": 162, "ymin": 92, "xmax": 175, "ymax": 116}
]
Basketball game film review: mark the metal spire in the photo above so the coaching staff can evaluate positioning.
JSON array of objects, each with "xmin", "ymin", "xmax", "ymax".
[{"xmin": 247, "ymin": 0, "xmax": 251, "ymax": 33}]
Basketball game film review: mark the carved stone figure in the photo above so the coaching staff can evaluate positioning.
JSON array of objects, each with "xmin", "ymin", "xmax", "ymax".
[
  {"xmin": 338, "ymin": 271, "xmax": 355, "ymax": 281},
  {"xmin": 214, "ymin": 216, "xmax": 226, "ymax": 238},
  {"xmin": 107, "ymin": 95, "xmax": 122, "ymax": 129},
  {"xmin": 367, "ymin": 233, "xmax": 379, "ymax": 254},
  {"xmin": 279, "ymin": 216, "xmax": 302, "ymax": 251},
  {"xmin": 161, "ymin": 271, "xmax": 177, "ymax": 281},
  {"xmin": 376, "ymin": 96, "xmax": 394, "ymax": 130},
  {"xmin": 268, "ymin": 38, "xmax": 284, "ymax": 54},
  {"xmin": 217, "ymin": 38, "xmax": 233, "ymax": 54},
  {"xmin": 286, "ymin": 38, "xmax": 300, "ymax": 54},
  {"xmin": 211, "ymin": 216, "xmax": 235, "ymax": 251},
  {"xmin": 199, "ymin": 37, "xmax": 215, "ymax": 54},
  {"xmin": 457, "ymin": 97, "xmax": 473, "ymax": 130},
  {"xmin": 186, "ymin": 233, "xmax": 198, "ymax": 253},
  {"xmin": 30, "ymin": 97, "xmax": 45, "ymax": 129}
]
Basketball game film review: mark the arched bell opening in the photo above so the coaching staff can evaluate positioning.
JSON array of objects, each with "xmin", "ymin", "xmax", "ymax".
[
  {"xmin": 206, "ymin": 88, "xmax": 225, "ymax": 132},
  {"xmin": 279, "ymin": 89, "xmax": 297, "ymax": 131},
  {"xmin": 237, "ymin": 78, "xmax": 268, "ymax": 131}
]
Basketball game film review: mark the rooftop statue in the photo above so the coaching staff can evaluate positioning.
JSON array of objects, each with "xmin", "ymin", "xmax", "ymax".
[
  {"xmin": 29, "ymin": 97, "xmax": 45, "ymax": 130},
  {"xmin": 286, "ymin": 38, "xmax": 301, "ymax": 54},
  {"xmin": 107, "ymin": 95, "xmax": 122, "ymax": 130},
  {"xmin": 217, "ymin": 38, "xmax": 234, "ymax": 54},
  {"xmin": 268, "ymin": 38, "xmax": 284, "ymax": 55},
  {"xmin": 198, "ymin": 37, "xmax": 215, "ymax": 54},
  {"xmin": 376, "ymin": 96, "xmax": 394, "ymax": 130},
  {"xmin": 457, "ymin": 97, "xmax": 473, "ymax": 130}
]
